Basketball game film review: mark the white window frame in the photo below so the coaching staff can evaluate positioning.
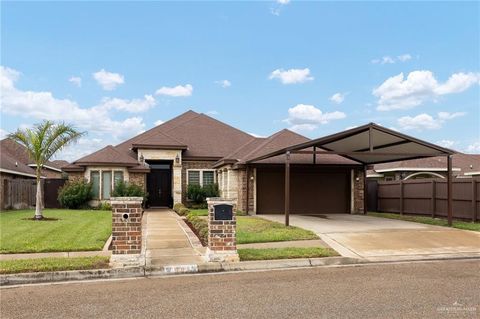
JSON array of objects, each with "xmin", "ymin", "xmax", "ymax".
[
  {"xmin": 187, "ymin": 169, "xmax": 216, "ymax": 187},
  {"xmin": 88, "ymin": 169, "xmax": 125, "ymax": 200}
]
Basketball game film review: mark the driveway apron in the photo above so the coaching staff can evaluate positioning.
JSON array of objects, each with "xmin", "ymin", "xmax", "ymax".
[{"xmin": 259, "ymin": 214, "xmax": 480, "ymax": 262}]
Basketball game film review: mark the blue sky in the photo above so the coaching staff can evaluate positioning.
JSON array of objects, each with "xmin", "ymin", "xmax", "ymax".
[{"xmin": 1, "ymin": 1, "xmax": 479, "ymax": 160}]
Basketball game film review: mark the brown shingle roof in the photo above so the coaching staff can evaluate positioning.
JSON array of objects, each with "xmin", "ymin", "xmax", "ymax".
[
  {"xmin": 74, "ymin": 145, "xmax": 139, "ymax": 166},
  {"xmin": 0, "ymin": 150, "xmax": 38, "ymax": 177},
  {"xmin": 51, "ymin": 160, "xmax": 70, "ymax": 169},
  {"xmin": 116, "ymin": 110, "xmax": 256, "ymax": 159},
  {"xmin": 373, "ymin": 153, "xmax": 480, "ymax": 175}
]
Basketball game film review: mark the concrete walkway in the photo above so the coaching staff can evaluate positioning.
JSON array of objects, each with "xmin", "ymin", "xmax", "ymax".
[
  {"xmin": 237, "ymin": 239, "xmax": 329, "ymax": 249},
  {"xmin": 144, "ymin": 209, "xmax": 206, "ymax": 267}
]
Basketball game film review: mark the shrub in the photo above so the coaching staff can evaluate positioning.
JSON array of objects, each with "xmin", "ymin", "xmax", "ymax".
[
  {"xmin": 186, "ymin": 214, "xmax": 208, "ymax": 245},
  {"xmin": 58, "ymin": 180, "xmax": 93, "ymax": 209},
  {"xmin": 173, "ymin": 203, "xmax": 185, "ymax": 213},
  {"xmin": 178, "ymin": 207, "xmax": 190, "ymax": 216},
  {"xmin": 187, "ymin": 183, "xmax": 220, "ymax": 204},
  {"xmin": 112, "ymin": 181, "xmax": 146, "ymax": 198},
  {"xmin": 98, "ymin": 201, "xmax": 112, "ymax": 211},
  {"xmin": 203, "ymin": 183, "xmax": 219, "ymax": 198}
]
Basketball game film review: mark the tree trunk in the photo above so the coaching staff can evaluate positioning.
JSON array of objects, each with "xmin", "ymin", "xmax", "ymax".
[{"xmin": 35, "ymin": 168, "xmax": 43, "ymax": 220}]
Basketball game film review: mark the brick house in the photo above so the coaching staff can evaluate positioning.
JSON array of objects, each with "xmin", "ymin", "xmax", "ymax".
[{"xmin": 64, "ymin": 110, "xmax": 365, "ymax": 214}]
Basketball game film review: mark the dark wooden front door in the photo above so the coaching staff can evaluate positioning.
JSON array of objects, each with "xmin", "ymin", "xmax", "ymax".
[{"xmin": 147, "ymin": 169, "xmax": 172, "ymax": 207}]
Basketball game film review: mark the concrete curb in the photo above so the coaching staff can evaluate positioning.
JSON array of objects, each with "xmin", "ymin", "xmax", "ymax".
[
  {"xmin": 3, "ymin": 255, "xmax": 480, "ymax": 287},
  {"xmin": 1, "ymin": 256, "xmax": 361, "ymax": 286}
]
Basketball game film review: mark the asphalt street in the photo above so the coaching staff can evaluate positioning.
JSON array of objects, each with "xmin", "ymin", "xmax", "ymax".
[{"xmin": 1, "ymin": 260, "xmax": 479, "ymax": 318}]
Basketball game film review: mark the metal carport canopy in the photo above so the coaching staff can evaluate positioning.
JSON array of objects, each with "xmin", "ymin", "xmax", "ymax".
[{"xmin": 245, "ymin": 123, "xmax": 455, "ymax": 226}]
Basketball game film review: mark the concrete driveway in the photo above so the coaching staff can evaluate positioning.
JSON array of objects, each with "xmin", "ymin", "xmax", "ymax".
[{"xmin": 259, "ymin": 214, "xmax": 480, "ymax": 261}]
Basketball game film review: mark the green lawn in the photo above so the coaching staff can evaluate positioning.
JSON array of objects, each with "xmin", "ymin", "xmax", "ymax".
[
  {"xmin": 185, "ymin": 210, "xmax": 318, "ymax": 245},
  {"xmin": 187, "ymin": 209, "xmax": 208, "ymax": 216},
  {"xmin": 0, "ymin": 209, "xmax": 112, "ymax": 253},
  {"xmin": 237, "ymin": 216, "xmax": 318, "ymax": 244},
  {"xmin": 238, "ymin": 247, "xmax": 337, "ymax": 261},
  {"xmin": 0, "ymin": 256, "xmax": 110, "ymax": 274},
  {"xmin": 368, "ymin": 212, "xmax": 480, "ymax": 232}
]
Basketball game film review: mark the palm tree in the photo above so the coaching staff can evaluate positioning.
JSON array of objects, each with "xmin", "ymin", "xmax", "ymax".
[{"xmin": 9, "ymin": 121, "xmax": 85, "ymax": 220}]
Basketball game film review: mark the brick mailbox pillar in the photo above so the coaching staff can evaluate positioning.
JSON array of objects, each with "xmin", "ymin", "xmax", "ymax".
[
  {"xmin": 206, "ymin": 198, "xmax": 239, "ymax": 263},
  {"xmin": 110, "ymin": 197, "xmax": 143, "ymax": 267}
]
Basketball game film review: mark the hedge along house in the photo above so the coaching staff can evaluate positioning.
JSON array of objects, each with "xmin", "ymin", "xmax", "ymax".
[{"xmin": 63, "ymin": 110, "xmax": 367, "ymax": 212}]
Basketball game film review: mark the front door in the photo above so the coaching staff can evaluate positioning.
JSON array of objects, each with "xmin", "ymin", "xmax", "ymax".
[{"xmin": 147, "ymin": 166, "xmax": 172, "ymax": 207}]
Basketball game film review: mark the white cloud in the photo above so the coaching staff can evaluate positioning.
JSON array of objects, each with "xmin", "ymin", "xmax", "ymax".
[
  {"xmin": 330, "ymin": 92, "xmax": 346, "ymax": 104},
  {"xmin": 155, "ymin": 84, "xmax": 193, "ymax": 97},
  {"xmin": 68, "ymin": 76, "xmax": 82, "ymax": 87},
  {"xmin": 248, "ymin": 132, "xmax": 265, "ymax": 138},
  {"xmin": 215, "ymin": 80, "xmax": 231, "ymax": 88},
  {"xmin": 54, "ymin": 137, "xmax": 107, "ymax": 162},
  {"xmin": 466, "ymin": 141, "xmax": 480, "ymax": 153},
  {"xmin": 93, "ymin": 69, "xmax": 124, "ymax": 91},
  {"xmin": 0, "ymin": 128, "xmax": 8, "ymax": 139},
  {"xmin": 436, "ymin": 140, "xmax": 456, "ymax": 148},
  {"xmin": 97, "ymin": 95, "xmax": 156, "ymax": 113},
  {"xmin": 271, "ymin": 0, "xmax": 290, "ymax": 15},
  {"xmin": 284, "ymin": 104, "xmax": 346, "ymax": 131},
  {"xmin": 397, "ymin": 112, "xmax": 466, "ymax": 131},
  {"xmin": 0, "ymin": 66, "xmax": 145, "ymax": 141},
  {"xmin": 374, "ymin": 70, "xmax": 480, "ymax": 111},
  {"xmin": 269, "ymin": 68, "xmax": 313, "ymax": 84},
  {"xmin": 397, "ymin": 54, "xmax": 412, "ymax": 62},
  {"xmin": 154, "ymin": 119, "xmax": 164, "ymax": 126},
  {"xmin": 371, "ymin": 53, "xmax": 412, "ymax": 64}
]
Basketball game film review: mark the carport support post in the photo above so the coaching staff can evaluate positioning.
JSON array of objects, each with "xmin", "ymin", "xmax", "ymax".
[
  {"xmin": 285, "ymin": 151, "xmax": 291, "ymax": 226},
  {"xmin": 447, "ymin": 155, "xmax": 453, "ymax": 226}
]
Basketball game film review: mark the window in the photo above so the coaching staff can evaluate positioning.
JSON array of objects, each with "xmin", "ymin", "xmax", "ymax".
[
  {"xmin": 91, "ymin": 171, "xmax": 100, "ymax": 199},
  {"xmin": 188, "ymin": 170, "xmax": 200, "ymax": 185},
  {"xmin": 102, "ymin": 171, "xmax": 112, "ymax": 199},
  {"xmin": 203, "ymin": 171, "xmax": 214, "ymax": 186},
  {"xmin": 187, "ymin": 170, "xmax": 216, "ymax": 186},
  {"xmin": 114, "ymin": 171, "xmax": 124, "ymax": 188}
]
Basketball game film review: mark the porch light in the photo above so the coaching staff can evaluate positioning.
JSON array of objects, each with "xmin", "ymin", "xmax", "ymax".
[{"xmin": 175, "ymin": 154, "xmax": 180, "ymax": 164}]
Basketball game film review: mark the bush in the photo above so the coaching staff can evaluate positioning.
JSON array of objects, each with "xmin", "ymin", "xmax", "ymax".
[
  {"xmin": 186, "ymin": 214, "xmax": 208, "ymax": 245},
  {"xmin": 58, "ymin": 180, "xmax": 93, "ymax": 209},
  {"xmin": 173, "ymin": 203, "xmax": 185, "ymax": 213},
  {"xmin": 112, "ymin": 181, "xmax": 146, "ymax": 198},
  {"xmin": 178, "ymin": 207, "xmax": 190, "ymax": 216},
  {"xmin": 186, "ymin": 183, "xmax": 220, "ymax": 204},
  {"xmin": 98, "ymin": 201, "xmax": 111, "ymax": 211}
]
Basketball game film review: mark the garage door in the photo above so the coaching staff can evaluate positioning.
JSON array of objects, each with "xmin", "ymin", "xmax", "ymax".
[{"xmin": 256, "ymin": 166, "xmax": 350, "ymax": 214}]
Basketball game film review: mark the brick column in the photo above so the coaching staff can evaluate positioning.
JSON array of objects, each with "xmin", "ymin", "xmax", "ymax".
[
  {"xmin": 205, "ymin": 198, "xmax": 239, "ymax": 263},
  {"xmin": 110, "ymin": 197, "xmax": 143, "ymax": 267}
]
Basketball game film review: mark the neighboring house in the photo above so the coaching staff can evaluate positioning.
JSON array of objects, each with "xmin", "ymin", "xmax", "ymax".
[
  {"xmin": 0, "ymin": 138, "xmax": 68, "ymax": 209},
  {"xmin": 65, "ymin": 110, "xmax": 365, "ymax": 214},
  {"xmin": 367, "ymin": 153, "xmax": 480, "ymax": 181},
  {"xmin": 0, "ymin": 138, "xmax": 66, "ymax": 179}
]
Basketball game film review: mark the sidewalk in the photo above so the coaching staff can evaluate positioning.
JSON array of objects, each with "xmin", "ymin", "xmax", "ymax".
[{"xmin": 144, "ymin": 209, "xmax": 205, "ymax": 267}]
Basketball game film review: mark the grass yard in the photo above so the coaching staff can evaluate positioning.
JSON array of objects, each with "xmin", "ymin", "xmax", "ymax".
[
  {"xmin": 238, "ymin": 247, "xmax": 337, "ymax": 261},
  {"xmin": 368, "ymin": 212, "xmax": 480, "ymax": 232},
  {"xmin": 237, "ymin": 216, "xmax": 318, "ymax": 244},
  {"xmin": 0, "ymin": 209, "xmax": 112, "ymax": 254},
  {"xmin": 186, "ymin": 210, "xmax": 318, "ymax": 245},
  {"xmin": 187, "ymin": 209, "xmax": 208, "ymax": 216},
  {"xmin": 0, "ymin": 256, "xmax": 110, "ymax": 274}
]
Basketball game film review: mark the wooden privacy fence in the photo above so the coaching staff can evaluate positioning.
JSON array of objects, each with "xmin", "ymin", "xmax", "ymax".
[
  {"xmin": 1, "ymin": 178, "xmax": 66, "ymax": 210},
  {"xmin": 373, "ymin": 179, "xmax": 479, "ymax": 221}
]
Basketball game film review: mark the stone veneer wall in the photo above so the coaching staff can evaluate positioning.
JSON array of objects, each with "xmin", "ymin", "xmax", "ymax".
[
  {"xmin": 236, "ymin": 168, "xmax": 255, "ymax": 213},
  {"xmin": 129, "ymin": 172, "xmax": 146, "ymax": 191},
  {"xmin": 67, "ymin": 171, "xmax": 85, "ymax": 183},
  {"xmin": 353, "ymin": 168, "xmax": 365, "ymax": 213},
  {"xmin": 181, "ymin": 160, "xmax": 216, "ymax": 204}
]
